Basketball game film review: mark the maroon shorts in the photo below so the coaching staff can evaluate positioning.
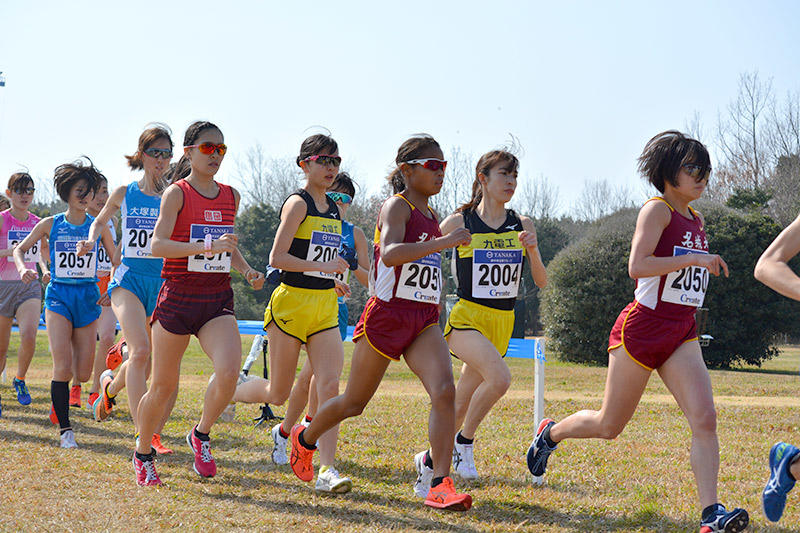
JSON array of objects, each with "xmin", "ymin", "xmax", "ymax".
[
  {"xmin": 608, "ymin": 301, "xmax": 697, "ymax": 370},
  {"xmin": 152, "ymin": 280, "xmax": 234, "ymax": 336},
  {"xmin": 353, "ymin": 296, "xmax": 440, "ymax": 361}
]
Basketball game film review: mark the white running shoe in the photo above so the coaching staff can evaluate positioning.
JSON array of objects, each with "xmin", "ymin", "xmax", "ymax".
[
  {"xmin": 452, "ymin": 438, "xmax": 479, "ymax": 480},
  {"xmin": 60, "ymin": 429, "xmax": 78, "ymax": 449},
  {"xmin": 301, "ymin": 416, "xmax": 311, "ymax": 428},
  {"xmin": 413, "ymin": 450, "xmax": 434, "ymax": 498},
  {"xmin": 270, "ymin": 423, "xmax": 289, "ymax": 465},
  {"xmin": 315, "ymin": 465, "xmax": 352, "ymax": 493}
]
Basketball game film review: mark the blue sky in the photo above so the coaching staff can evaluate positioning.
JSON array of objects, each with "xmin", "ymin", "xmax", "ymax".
[{"xmin": 1, "ymin": 1, "xmax": 798, "ymax": 213}]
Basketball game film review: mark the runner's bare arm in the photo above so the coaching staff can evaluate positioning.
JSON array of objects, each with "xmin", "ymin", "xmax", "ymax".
[{"xmin": 755, "ymin": 213, "xmax": 800, "ymax": 300}]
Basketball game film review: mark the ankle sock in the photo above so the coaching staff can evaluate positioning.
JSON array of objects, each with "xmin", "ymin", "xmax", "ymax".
[
  {"xmin": 431, "ymin": 476, "xmax": 445, "ymax": 488},
  {"xmin": 279, "ymin": 426, "xmax": 290, "ymax": 439},
  {"xmin": 194, "ymin": 427, "xmax": 210, "ymax": 441},
  {"xmin": 304, "ymin": 414, "xmax": 313, "ymax": 423},
  {"xmin": 135, "ymin": 450, "xmax": 154, "ymax": 462},
  {"xmin": 298, "ymin": 429, "xmax": 317, "ymax": 450},
  {"xmin": 456, "ymin": 431, "xmax": 473, "ymax": 445}
]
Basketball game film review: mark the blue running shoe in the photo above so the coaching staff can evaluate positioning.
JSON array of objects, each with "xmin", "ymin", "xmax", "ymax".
[
  {"xmin": 699, "ymin": 503, "xmax": 749, "ymax": 532},
  {"xmin": 526, "ymin": 418, "xmax": 557, "ymax": 476},
  {"xmin": 13, "ymin": 378, "xmax": 31, "ymax": 405},
  {"xmin": 763, "ymin": 441, "xmax": 800, "ymax": 522}
]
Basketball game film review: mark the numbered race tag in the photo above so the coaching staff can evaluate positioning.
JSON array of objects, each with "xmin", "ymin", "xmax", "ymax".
[
  {"xmin": 7, "ymin": 230, "xmax": 39, "ymax": 264},
  {"xmin": 396, "ymin": 252, "xmax": 442, "ymax": 304},
  {"xmin": 54, "ymin": 240, "xmax": 96, "ymax": 279},
  {"xmin": 304, "ymin": 231, "xmax": 341, "ymax": 279},
  {"xmin": 661, "ymin": 246, "xmax": 709, "ymax": 307},
  {"xmin": 96, "ymin": 242, "xmax": 113, "ymax": 273},
  {"xmin": 187, "ymin": 224, "xmax": 234, "ymax": 273},
  {"xmin": 333, "ymin": 268, "xmax": 351, "ymax": 285},
  {"xmin": 471, "ymin": 249, "xmax": 523, "ymax": 299},
  {"xmin": 124, "ymin": 216, "xmax": 157, "ymax": 258}
]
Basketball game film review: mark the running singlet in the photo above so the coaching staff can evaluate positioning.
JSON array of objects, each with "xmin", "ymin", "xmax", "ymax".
[
  {"xmin": 452, "ymin": 208, "xmax": 524, "ymax": 311},
  {"xmin": 161, "ymin": 179, "xmax": 236, "ymax": 287},
  {"xmin": 120, "ymin": 181, "xmax": 163, "ymax": 277},
  {"xmin": 96, "ymin": 218, "xmax": 116, "ymax": 275},
  {"xmin": 334, "ymin": 220, "xmax": 354, "ymax": 302},
  {"xmin": 279, "ymin": 189, "xmax": 341, "ymax": 290},
  {"xmin": 633, "ymin": 197, "xmax": 709, "ymax": 318},
  {"xmin": 371, "ymin": 194, "xmax": 443, "ymax": 305},
  {"xmin": 0, "ymin": 209, "xmax": 40, "ymax": 280},
  {"xmin": 49, "ymin": 212, "xmax": 98, "ymax": 284}
]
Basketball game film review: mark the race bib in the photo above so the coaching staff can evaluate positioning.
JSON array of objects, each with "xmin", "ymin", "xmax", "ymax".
[
  {"xmin": 471, "ymin": 248, "xmax": 522, "ymax": 299},
  {"xmin": 7, "ymin": 230, "xmax": 39, "ymax": 264},
  {"xmin": 187, "ymin": 224, "xmax": 234, "ymax": 273},
  {"xmin": 304, "ymin": 231, "xmax": 341, "ymax": 280},
  {"xmin": 333, "ymin": 268, "xmax": 351, "ymax": 285},
  {"xmin": 396, "ymin": 252, "xmax": 441, "ymax": 304},
  {"xmin": 54, "ymin": 240, "xmax": 96, "ymax": 279},
  {"xmin": 96, "ymin": 242, "xmax": 113, "ymax": 273},
  {"xmin": 661, "ymin": 246, "xmax": 708, "ymax": 307},
  {"xmin": 124, "ymin": 216, "xmax": 157, "ymax": 259}
]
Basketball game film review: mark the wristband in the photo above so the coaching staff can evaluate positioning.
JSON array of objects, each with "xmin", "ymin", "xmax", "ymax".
[{"xmin": 204, "ymin": 234, "xmax": 213, "ymax": 258}]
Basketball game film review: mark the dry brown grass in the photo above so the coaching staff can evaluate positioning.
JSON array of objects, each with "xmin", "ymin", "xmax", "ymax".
[{"xmin": 1, "ymin": 334, "xmax": 800, "ymax": 532}]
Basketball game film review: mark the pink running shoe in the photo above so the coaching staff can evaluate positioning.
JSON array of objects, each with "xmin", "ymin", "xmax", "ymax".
[
  {"xmin": 186, "ymin": 426, "xmax": 216, "ymax": 478},
  {"xmin": 132, "ymin": 452, "xmax": 162, "ymax": 486}
]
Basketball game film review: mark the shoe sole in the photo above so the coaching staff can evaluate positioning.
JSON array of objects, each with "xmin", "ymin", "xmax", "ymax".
[
  {"xmin": 424, "ymin": 495, "xmax": 473, "ymax": 511},
  {"xmin": 316, "ymin": 479, "xmax": 353, "ymax": 494},
  {"xmin": 724, "ymin": 509, "xmax": 749, "ymax": 532}
]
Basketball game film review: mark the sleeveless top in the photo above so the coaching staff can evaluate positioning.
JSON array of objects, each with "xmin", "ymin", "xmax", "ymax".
[
  {"xmin": 120, "ymin": 181, "xmax": 163, "ymax": 277},
  {"xmin": 633, "ymin": 197, "xmax": 709, "ymax": 319},
  {"xmin": 334, "ymin": 221, "xmax": 355, "ymax": 303},
  {"xmin": 49, "ymin": 212, "xmax": 98, "ymax": 285},
  {"xmin": 279, "ymin": 189, "xmax": 342, "ymax": 290},
  {"xmin": 0, "ymin": 209, "xmax": 40, "ymax": 280},
  {"xmin": 452, "ymin": 208, "xmax": 525, "ymax": 311},
  {"xmin": 371, "ymin": 194, "xmax": 443, "ymax": 307},
  {"xmin": 161, "ymin": 179, "xmax": 236, "ymax": 287}
]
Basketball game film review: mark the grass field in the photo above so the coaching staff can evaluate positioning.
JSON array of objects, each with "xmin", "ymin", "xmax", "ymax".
[{"xmin": 2, "ymin": 332, "xmax": 800, "ymax": 532}]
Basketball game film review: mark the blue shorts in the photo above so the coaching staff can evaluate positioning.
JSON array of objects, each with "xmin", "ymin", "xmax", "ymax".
[
  {"xmin": 45, "ymin": 282, "xmax": 101, "ymax": 328},
  {"xmin": 108, "ymin": 264, "xmax": 164, "ymax": 317},
  {"xmin": 338, "ymin": 302, "xmax": 349, "ymax": 341}
]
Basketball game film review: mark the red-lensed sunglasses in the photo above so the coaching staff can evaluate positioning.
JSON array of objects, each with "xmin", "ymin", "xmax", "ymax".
[
  {"xmin": 185, "ymin": 142, "xmax": 227, "ymax": 156},
  {"xmin": 303, "ymin": 154, "xmax": 342, "ymax": 167},
  {"xmin": 406, "ymin": 158, "xmax": 447, "ymax": 172}
]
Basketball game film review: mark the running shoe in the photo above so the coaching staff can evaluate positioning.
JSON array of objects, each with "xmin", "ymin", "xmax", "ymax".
[
  {"xmin": 315, "ymin": 465, "xmax": 352, "ymax": 493},
  {"xmin": 106, "ymin": 337, "xmax": 126, "ymax": 371},
  {"xmin": 271, "ymin": 423, "xmax": 289, "ymax": 465},
  {"xmin": 424, "ymin": 477, "xmax": 472, "ymax": 511},
  {"xmin": 93, "ymin": 370, "xmax": 115, "ymax": 422},
  {"xmin": 289, "ymin": 424, "xmax": 315, "ymax": 482},
  {"xmin": 60, "ymin": 429, "xmax": 78, "ymax": 449},
  {"xmin": 132, "ymin": 452, "xmax": 162, "ymax": 486},
  {"xmin": 49, "ymin": 404, "xmax": 59, "ymax": 425},
  {"xmin": 151, "ymin": 433, "xmax": 174, "ymax": 455},
  {"xmin": 763, "ymin": 442, "xmax": 800, "ymax": 522},
  {"xmin": 699, "ymin": 504, "xmax": 748, "ymax": 532},
  {"xmin": 87, "ymin": 392, "xmax": 99, "ymax": 410},
  {"xmin": 453, "ymin": 438, "xmax": 478, "ymax": 480},
  {"xmin": 186, "ymin": 426, "xmax": 216, "ymax": 478},
  {"xmin": 301, "ymin": 415, "xmax": 312, "ymax": 428},
  {"xmin": 13, "ymin": 378, "xmax": 31, "ymax": 406},
  {"xmin": 413, "ymin": 450, "xmax": 434, "ymax": 498},
  {"xmin": 69, "ymin": 384, "xmax": 81, "ymax": 407},
  {"xmin": 526, "ymin": 418, "xmax": 557, "ymax": 476}
]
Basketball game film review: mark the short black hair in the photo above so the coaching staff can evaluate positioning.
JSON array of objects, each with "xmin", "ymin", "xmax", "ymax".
[
  {"xmin": 53, "ymin": 157, "xmax": 104, "ymax": 202},
  {"xmin": 637, "ymin": 130, "xmax": 711, "ymax": 193},
  {"xmin": 331, "ymin": 172, "xmax": 356, "ymax": 197},
  {"xmin": 297, "ymin": 134, "xmax": 338, "ymax": 167}
]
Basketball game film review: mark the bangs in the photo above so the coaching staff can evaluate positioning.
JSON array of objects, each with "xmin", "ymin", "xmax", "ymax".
[
  {"xmin": 8, "ymin": 173, "xmax": 34, "ymax": 191},
  {"xmin": 681, "ymin": 141, "xmax": 711, "ymax": 169}
]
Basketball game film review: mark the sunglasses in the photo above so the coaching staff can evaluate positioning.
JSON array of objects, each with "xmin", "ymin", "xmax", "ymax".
[
  {"xmin": 326, "ymin": 191, "xmax": 352, "ymax": 204},
  {"xmin": 185, "ymin": 142, "xmax": 228, "ymax": 156},
  {"xmin": 12, "ymin": 187, "xmax": 35, "ymax": 195},
  {"xmin": 304, "ymin": 154, "xmax": 342, "ymax": 167},
  {"xmin": 406, "ymin": 158, "xmax": 447, "ymax": 172},
  {"xmin": 143, "ymin": 147, "xmax": 173, "ymax": 160},
  {"xmin": 682, "ymin": 164, "xmax": 712, "ymax": 182}
]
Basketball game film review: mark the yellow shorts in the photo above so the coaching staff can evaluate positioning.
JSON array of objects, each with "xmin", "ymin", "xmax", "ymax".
[
  {"xmin": 264, "ymin": 283, "xmax": 339, "ymax": 343},
  {"xmin": 444, "ymin": 298, "xmax": 515, "ymax": 357}
]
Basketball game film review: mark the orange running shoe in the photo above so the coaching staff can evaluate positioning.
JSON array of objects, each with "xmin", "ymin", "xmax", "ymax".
[
  {"xmin": 424, "ymin": 477, "xmax": 472, "ymax": 511},
  {"xmin": 49, "ymin": 404, "xmax": 58, "ymax": 425},
  {"xmin": 88, "ymin": 392, "xmax": 99, "ymax": 409},
  {"xmin": 151, "ymin": 433, "xmax": 174, "ymax": 454},
  {"xmin": 289, "ymin": 424, "xmax": 316, "ymax": 482},
  {"xmin": 93, "ymin": 370, "xmax": 116, "ymax": 422},
  {"xmin": 106, "ymin": 337, "xmax": 126, "ymax": 371},
  {"xmin": 69, "ymin": 385, "xmax": 81, "ymax": 407}
]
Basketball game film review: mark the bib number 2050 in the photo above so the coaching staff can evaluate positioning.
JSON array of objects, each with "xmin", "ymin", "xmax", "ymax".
[{"xmin": 396, "ymin": 253, "xmax": 441, "ymax": 304}]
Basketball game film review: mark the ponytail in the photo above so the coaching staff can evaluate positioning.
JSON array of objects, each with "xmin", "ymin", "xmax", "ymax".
[
  {"xmin": 458, "ymin": 150, "xmax": 518, "ymax": 212},
  {"xmin": 386, "ymin": 133, "xmax": 441, "ymax": 195},
  {"xmin": 388, "ymin": 168, "xmax": 406, "ymax": 194},
  {"xmin": 125, "ymin": 124, "xmax": 173, "ymax": 170}
]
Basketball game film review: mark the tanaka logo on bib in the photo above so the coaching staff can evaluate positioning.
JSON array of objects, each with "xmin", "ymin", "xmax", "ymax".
[{"xmin": 204, "ymin": 210, "xmax": 222, "ymax": 222}]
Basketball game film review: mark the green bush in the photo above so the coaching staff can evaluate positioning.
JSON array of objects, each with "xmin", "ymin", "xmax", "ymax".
[{"xmin": 541, "ymin": 202, "xmax": 800, "ymax": 368}]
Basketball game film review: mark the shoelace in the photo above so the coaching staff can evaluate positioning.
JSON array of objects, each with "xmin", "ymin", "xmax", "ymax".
[
  {"xmin": 143, "ymin": 460, "xmax": 158, "ymax": 481},
  {"xmin": 764, "ymin": 468, "xmax": 782, "ymax": 494},
  {"xmin": 17, "ymin": 382, "xmax": 29, "ymax": 395},
  {"xmin": 199, "ymin": 441, "xmax": 213, "ymax": 462}
]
